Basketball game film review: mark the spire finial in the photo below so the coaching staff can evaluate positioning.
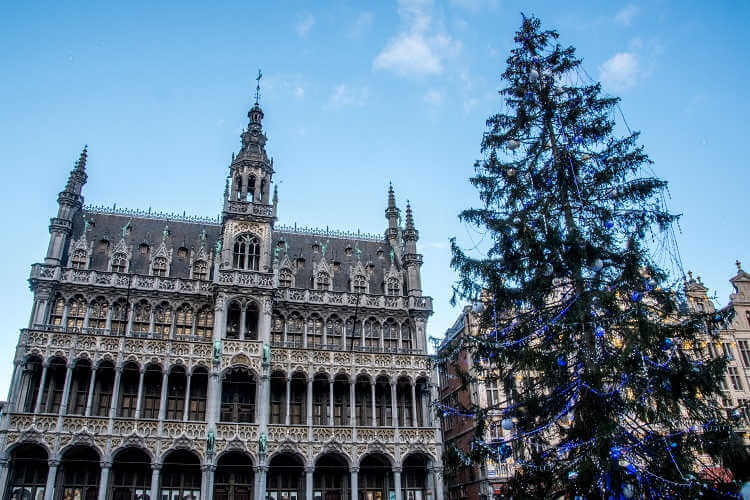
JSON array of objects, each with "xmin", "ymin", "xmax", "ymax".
[
  {"xmin": 405, "ymin": 200, "xmax": 415, "ymax": 229},
  {"xmin": 254, "ymin": 69, "xmax": 263, "ymax": 105},
  {"xmin": 75, "ymin": 145, "xmax": 88, "ymax": 172},
  {"xmin": 388, "ymin": 183, "xmax": 396, "ymax": 209},
  {"xmin": 736, "ymin": 260, "xmax": 742, "ymax": 272},
  {"xmin": 687, "ymin": 271, "xmax": 693, "ymax": 281}
]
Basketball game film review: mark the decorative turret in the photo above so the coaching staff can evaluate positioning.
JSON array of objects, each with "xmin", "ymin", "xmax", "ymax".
[
  {"xmin": 45, "ymin": 146, "xmax": 88, "ymax": 265},
  {"xmin": 385, "ymin": 183, "xmax": 400, "ymax": 241},
  {"xmin": 402, "ymin": 201, "xmax": 423, "ymax": 296},
  {"xmin": 272, "ymin": 184, "xmax": 278, "ymax": 218}
]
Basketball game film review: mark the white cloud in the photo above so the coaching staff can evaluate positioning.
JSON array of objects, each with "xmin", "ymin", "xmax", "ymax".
[
  {"xmin": 329, "ymin": 84, "xmax": 369, "ymax": 108},
  {"xmin": 296, "ymin": 12, "xmax": 315, "ymax": 37},
  {"xmin": 448, "ymin": 0, "xmax": 498, "ymax": 12},
  {"xmin": 350, "ymin": 11, "xmax": 374, "ymax": 37},
  {"xmin": 373, "ymin": 0, "xmax": 461, "ymax": 77},
  {"xmin": 423, "ymin": 89, "xmax": 443, "ymax": 106},
  {"xmin": 599, "ymin": 52, "xmax": 639, "ymax": 91},
  {"xmin": 615, "ymin": 4, "xmax": 640, "ymax": 26}
]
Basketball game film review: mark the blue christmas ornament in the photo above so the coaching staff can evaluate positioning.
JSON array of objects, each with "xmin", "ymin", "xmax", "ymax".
[
  {"xmin": 605, "ymin": 219, "xmax": 614, "ymax": 229},
  {"xmin": 557, "ymin": 356, "xmax": 567, "ymax": 367},
  {"xmin": 626, "ymin": 463, "xmax": 636, "ymax": 475},
  {"xmin": 595, "ymin": 326, "xmax": 605, "ymax": 338},
  {"xmin": 610, "ymin": 446, "xmax": 622, "ymax": 460},
  {"xmin": 662, "ymin": 338, "xmax": 674, "ymax": 350},
  {"xmin": 568, "ymin": 470, "xmax": 578, "ymax": 480},
  {"xmin": 524, "ymin": 91, "xmax": 534, "ymax": 102},
  {"xmin": 631, "ymin": 291, "xmax": 642, "ymax": 302},
  {"xmin": 501, "ymin": 418, "xmax": 515, "ymax": 430},
  {"xmin": 531, "ymin": 56, "xmax": 539, "ymax": 64},
  {"xmin": 670, "ymin": 441, "xmax": 678, "ymax": 449}
]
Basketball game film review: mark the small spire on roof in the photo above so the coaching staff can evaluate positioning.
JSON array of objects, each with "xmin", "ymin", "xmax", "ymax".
[
  {"xmin": 405, "ymin": 200, "xmax": 415, "ymax": 230},
  {"xmin": 736, "ymin": 260, "xmax": 742, "ymax": 272},
  {"xmin": 254, "ymin": 69, "xmax": 263, "ymax": 105}
]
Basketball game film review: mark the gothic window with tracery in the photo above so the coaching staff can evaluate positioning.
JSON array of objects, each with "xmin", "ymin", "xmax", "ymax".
[
  {"xmin": 326, "ymin": 315, "xmax": 343, "ymax": 347},
  {"xmin": 383, "ymin": 319, "xmax": 398, "ymax": 352},
  {"xmin": 66, "ymin": 296, "xmax": 86, "ymax": 329},
  {"xmin": 132, "ymin": 300, "xmax": 151, "ymax": 334},
  {"xmin": 89, "ymin": 298, "xmax": 108, "ymax": 330},
  {"xmin": 111, "ymin": 299, "xmax": 128, "ymax": 334},
  {"xmin": 271, "ymin": 314, "xmax": 285, "ymax": 345},
  {"xmin": 193, "ymin": 260, "xmax": 208, "ymax": 280},
  {"xmin": 71, "ymin": 249, "xmax": 87, "ymax": 269},
  {"xmin": 233, "ymin": 233, "xmax": 261, "ymax": 271},
  {"xmin": 316, "ymin": 271, "xmax": 330, "ymax": 290},
  {"xmin": 387, "ymin": 278, "xmax": 400, "ymax": 296},
  {"xmin": 154, "ymin": 302, "xmax": 172, "ymax": 337},
  {"xmin": 175, "ymin": 304, "xmax": 194, "ymax": 336},
  {"xmin": 196, "ymin": 306, "xmax": 214, "ymax": 338},
  {"xmin": 279, "ymin": 268, "xmax": 292, "ymax": 288},
  {"xmin": 353, "ymin": 274, "xmax": 367, "ymax": 294},
  {"xmin": 287, "ymin": 313, "xmax": 303, "ymax": 346},
  {"xmin": 402, "ymin": 321, "xmax": 413, "ymax": 351},
  {"xmin": 346, "ymin": 319, "xmax": 361, "ymax": 349},
  {"xmin": 364, "ymin": 318, "xmax": 380, "ymax": 349},
  {"xmin": 308, "ymin": 315, "xmax": 323, "ymax": 347},
  {"xmin": 111, "ymin": 253, "xmax": 127, "ymax": 273},
  {"xmin": 50, "ymin": 295, "xmax": 65, "ymax": 326},
  {"xmin": 153, "ymin": 257, "xmax": 168, "ymax": 277}
]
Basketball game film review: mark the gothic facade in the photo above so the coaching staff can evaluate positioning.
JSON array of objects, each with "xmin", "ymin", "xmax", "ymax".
[{"xmin": 0, "ymin": 98, "xmax": 443, "ymax": 500}]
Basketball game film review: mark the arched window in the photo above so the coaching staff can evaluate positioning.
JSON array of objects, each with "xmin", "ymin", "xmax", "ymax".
[
  {"xmin": 269, "ymin": 371, "xmax": 286, "ymax": 425},
  {"xmin": 326, "ymin": 315, "xmax": 343, "ymax": 348},
  {"xmin": 40, "ymin": 357, "xmax": 67, "ymax": 413},
  {"xmin": 68, "ymin": 359, "xmax": 92, "ymax": 415},
  {"xmin": 92, "ymin": 361, "xmax": 114, "ymax": 417},
  {"xmin": 312, "ymin": 374, "xmax": 330, "ymax": 425},
  {"xmin": 7, "ymin": 445, "xmax": 48, "ymax": 500},
  {"xmin": 214, "ymin": 452, "xmax": 254, "ymax": 500},
  {"xmin": 221, "ymin": 367, "xmax": 257, "ymax": 423},
  {"xmin": 346, "ymin": 319, "xmax": 361, "ymax": 350},
  {"xmin": 196, "ymin": 306, "xmax": 214, "ymax": 338},
  {"xmin": 272, "ymin": 314, "xmax": 285, "ymax": 345},
  {"xmin": 353, "ymin": 275, "xmax": 367, "ymax": 294},
  {"xmin": 401, "ymin": 322, "xmax": 413, "ymax": 351},
  {"xmin": 226, "ymin": 302, "xmax": 241, "ymax": 339},
  {"xmin": 111, "ymin": 299, "xmax": 128, "ymax": 335},
  {"xmin": 153, "ymin": 302, "xmax": 172, "ymax": 337},
  {"xmin": 71, "ymin": 249, "xmax": 87, "ymax": 269},
  {"xmin": 132, "ymin": 301, "xmax": 151, "ymax": 335},
  {"xmin": 89, "ymin": 298, "xmax": 108, "ymax": 330},
  {"xmin": 383, "ymin": 319, "xmax": 398, "ymax": 352},
  {"xmin": 287, "ymin": 313, "xmax": 303, "ymax": 347},
  {"xmin": 111, "ymin": 253, "xmax": 127, "ymax": 273},
  {"xmin": 175, "ymin": 304, "xmax": 194, "ymax": 337},
  {"xmin": 247, "ymin": 175, "xmax": 256, "ymax": 202},
  {"xmin": 67, "ymin": 296, "xmax": 87, "ymax": 330},
  {"xmin": 245, "ymin": 302, "xmax": 259, "ymax": 340},
  {"xmin": 235, "ymin": 175, "xmax": 243, "ymax": 201},
  {"xmin": 58, "ymin": 446, "xmax": 100, "ymax": 500},
  {"xmin": 188, "ymin": 367, "xmax": 208, "ymax": 421},
  {"xmin": 364, "ymin": 318, "xmax": 380, "ymax": 350},
  {"xmin": 117, "ymin": 363, "xmax": 140, "ymax": 417},
  {"xmin": 140, "ymin": 364, "xmax": 163, "ymax": 419},
  {"xmin": 152, "ymin": 257, "xmax": 168, "ymax": 277},
  {"xmin": 193, "ymin": 260, "xmax": 208, "ymax": 280},
  {"xmin": 279, "ymin": 268, "xmax": 293, "ymax": 288},
  {"xmin": 316, "ymin": 272, "xmax": 330, "ymax": 290},
  {"xmin": 111, "ymin": 448, "xmax": 150, "ymax": 500},
  {"xmin": 233, "ymin": 233, "xmax": 261, "ymax": 271},
  {"xmin": 50, "ymin": 295, "xmax": 65, "ymax": 326},
  {"xmin": 308, "ymin": 315, "xmax": 323, "ymax": 348},
  {"xmin": 375, "ymin": 376, "xmax": 392, "ymax": 426},
  {"xmin": 387, "ymin": 278, "xmax": 400, "ymax": 296},
  {"xmin": 289, "ymin": 373, "xmax": 306, "ymax": 425},
  {"xmin": 166, "ymin": 366, "xmax": 186, "ymax": 420}
]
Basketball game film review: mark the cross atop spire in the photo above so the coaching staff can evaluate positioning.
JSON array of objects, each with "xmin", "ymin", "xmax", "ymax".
[{"xmin": 254, "ymin": 69, "xmax": 263, "ymax": 105}]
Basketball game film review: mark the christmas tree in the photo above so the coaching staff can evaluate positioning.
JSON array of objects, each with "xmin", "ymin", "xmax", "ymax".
[{"xmin": 442, "ymin": 15, "xmax": 749, "ymax": 498}]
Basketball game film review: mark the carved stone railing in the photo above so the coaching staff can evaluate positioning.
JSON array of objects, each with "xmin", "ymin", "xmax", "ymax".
[
  {"xmin": 214, "ymin": 423, "xmax": 259, "ymax": 441},
  {"xmin": 276, "ymin": 288, "xmax": 433, "ymax": 313},
  {"xmin": 269, "ymin": 347, "xmax": 431, "ymax": 376},
  {"xmin": 225, "ymin": 201, "xmax": 274, "ymax": 217},
  {"xmin": 217, "ymin": 269, "xmax": 274, "ymax": 288},
  {"xmin": 275, "ymin": 224, "xmax": 383, "ymax": 242},
  {"xmin": 19, "ymin": 328, "xmax": 213, "ymax": 363},
  {"xmin": 267, "ymin": 425, "xmax": 308, "ymax": 442},
  {"xmin": 84, "ymin": 204, "xmax": 220, "ymax": 224},
  {"xmin": 29, "ymin": 265, "xmax": 212, "ymax": 295}
]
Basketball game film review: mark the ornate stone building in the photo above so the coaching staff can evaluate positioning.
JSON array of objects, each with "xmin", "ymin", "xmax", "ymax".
[{"xmin": 0, "ymin": 96, "xmax": 443, "ymax": 500}]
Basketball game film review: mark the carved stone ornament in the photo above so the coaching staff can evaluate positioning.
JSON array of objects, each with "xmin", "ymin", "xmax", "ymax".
[
  {"xmin": 17, "ymin": 429, "xmax": 44, "ymax": 446},
  {"xmin": 226, "ymin": 436, "xmax": 247, "ymax": 452},
  {"xmin": 121, "ymin": 433, "xmax": 146, "ymax": 450},
  {"xmin": 230, "ymin": 353, "xmax": 251, "ymax": 366},
  {"xmin": 69, "ymin": 431, "xmax": 96, "ymax": 449},
  {"xmin": 230, "ymin": 221, "xmax": 267, "ymax": 239}
]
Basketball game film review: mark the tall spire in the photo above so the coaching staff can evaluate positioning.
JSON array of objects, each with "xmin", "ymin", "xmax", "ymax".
[
  {"xmin": 65, "ymin": 145, "xmax": 88, "ymax": 195},
  {"xmin": 405, "ymin": 201, "xmax": 416, "ymax": 232}
]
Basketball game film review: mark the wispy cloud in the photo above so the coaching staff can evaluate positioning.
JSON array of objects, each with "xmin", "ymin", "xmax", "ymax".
[
  {"xmin": 615, "ymin": 4, "xmax": 640, "ymax": 26},
  {"xmin": 599, "ymin": 52, "xmax": 639, "ymax": 91},
  {"xmin": 293, "ymin": 86, "xmax": 305, "ymax": 99},
  {"xmin": 296, "ymin": 12, "xmax": 315, "ymax": 37},
  {"xmin": 350, "ymin": 11, "xmax": 374, "ymax": 38},
  {"xmin": 373, "ymin": 0, "xmax": 461, "ymax": 77},
  {"xmin": 423, "ymin": 89, "xmax": 443, "ymax": 106},
  {"xmin": 448, "ymin": 0, "xmax": 498, "ymax": 12},
  {"xmin": 329, "ymin": 84, "xmax": 369, "ymax": 108}
]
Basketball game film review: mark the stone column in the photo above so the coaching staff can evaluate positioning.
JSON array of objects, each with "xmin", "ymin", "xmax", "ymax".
[
  {"xmin": 126, "ymin": 303, "xmax": 135, "ymax": 336},
  {"xmin": 0, "ymin": 459, "xmax": 9, "ymax": 500},
  {"xmin": 410, "ymin": 382, "xmax": 418, "ymax": 427},
  {"xmin": 305, "ymin": 465, "xmax": 314, "ymax": 500},
  {"xmin": 240, "ymin": 303, "xmax": 247, "ymax": 341},
  {"xmin": 370, "ymin": 380, "xmax": 376, "ymax": 427},
  {"xmin": 61, "ymin": 302, "xmax": 69, "ymax": 329},
  {"xmin": 82, "ymin": 303, "xmax": 91, "ymax": 330},
  {"xmin": 329, "ymin": 378, "xmax": 334, "ymax": 426},
  {"xmin": 158, "ymin": 370, "xmax": 169, "ymax": 422},
  {"xmin": 98, "ymin": 461, "xmax": 111, "ymax": 500},
  {"xmin": 150, "ymin": 463, "xmax": 162, "ymax": 500},
  {"xmin": 349, "ymin": 380, "xmax": 356, "ymax": 427},
  {"xmin": 43, "ymin": 458, "xmax": 59, "ymax": 500},
  {"xmin": 33, "ymin": 361, "xmax": 49, "ymax": 414},
  {"xmin": 393, "ymin": 467, "xmax": 402, "ymax": 500},
  {"xmin": 134, "ymin": 366, "xmax": 145, "ymax": 419},
  {"xmin": 303, "ymin": 317, "xmax": 308, "ymax": 348},
  {"xmin": 109, "ymin": 363, "xmax": 123, "ymax": 418},
  {"xmin": 306, "ymin": 377, "xmax": 313, "ymax": 427},
  {"xmin": 433, "ymin": 467, "xmax": 444, "ymax": 500},
  {"xmin": 350, "ymin": 467, "xmax": 359, "ymax": 500},
  {"xmin": 183, "ymin": 372, "xmax": 192, "ymax": 421},
  {"xmin": 148, "ymin": 308, "xmax": 155, "ymax": 336},
  {"xmin": 208, "ymin": 294, "xmax": 226, "ymax": 430},
  {"xmin": 390, "ymin": 381, "xmax": 398, "ymax": 430},
  {"xmin": 285, "ymin": 375, "xmax": 291, "ymax": 425},
  {"xmin": 85, "ymin": 366, "xmax": 97, "ymax": 417},
  {"xmin": 256, "ymin": 464, "xmax": 268, "ymax": 500},
  {"xmin": 58, "ymin": 362, "xmax": 75, "ymax": 416},
  {"xmin": 322, "ymin": 318, "xmax": 328, "ymax": 347},
  {"xmin": 5, "ymin": 360, "xmax": 22, "ymax": 414},
  {"xmin": 201, "ymin": 464, "xmax": 215, "ymax": 500},
  {"xmin": 105, "ymin": 303, "xmax": 113, "ymax": 332}
]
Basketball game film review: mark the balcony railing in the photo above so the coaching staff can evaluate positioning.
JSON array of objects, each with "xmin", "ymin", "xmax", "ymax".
[
  {"xmin": 30, "ymin": 324, "xmax": 211, "ymax": 343},
  {"xmin": 269, "ymin": 340, "xmax": 426, "ymax": 356}
]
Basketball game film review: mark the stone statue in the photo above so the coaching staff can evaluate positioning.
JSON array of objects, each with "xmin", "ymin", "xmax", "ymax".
[
  {"xmin": 213, "ymin": 340, "xmax": 222, "ymax": 364},
  {"xmin": 355, "ymin": 242, "xmax": 362, "ymax": 261},
  {"xmin": 215, "ymin": 239, "xmax": 222, "ymax": 256},
  {"xmin": 273, "ymin": 245, "xmax": 280, "ymax": 261},
  {"xmin": 162, "ymin": 225, "xmax": 169, "ymax": 240},
  {"xmin": 263, "ymin": 343, "xmax": 270, "ymax": 364},
  {"xmin": 321, "ymin": 239, "xmax": 329, "ymax": 256},
  {"xmin": 200, "ymin": 229, "xmax": 207, "ymax": 242},
  {"xmin": 259, "ymin": 433, "xmax": 267, "ymax": 455},
  {"xmin": 121, "ymin": 220, "xmax": 132, "ymax": 239},
  {"xmin": 207, "ymin": 429, "xmax": 215, "ymax": 455}
]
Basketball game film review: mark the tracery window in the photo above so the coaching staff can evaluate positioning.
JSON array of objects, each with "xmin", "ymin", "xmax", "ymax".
[
  {"xmin": 117, "ymin": 364, "xmax": 139, "ymax": 418},
  {"xmin": 402, "ymin": 322, "xmax": 413, "ymax": 351},
  {"xmin": 193, "ymin": 260, "xmax": 208, "ymax": 280},
  {"xmin": 71, "ymin": 249, "xmax": 87, "ymax": 269},
  {"xmin": 271, "ymin": 314, "xmax": 285, "ymax": 345},
  {"xmin": 308, "ymin": 315, "xmax": 323, "ymax": 348},
  {"xmin": 353, "ymin": 274, "xmax": 367, "ymax": 294},
  {"xmin": 287, "ymin": 313, "xmax": 303, "ymax": 346},
  {"xmin": 486, "ymin": 378, "xmax": 500, "ymax": 407},
  {"xmin": 132, "ymin": 301, "xmax": 151, "ymax": 334},
  {"xmin": 289, "ymin": 374, "xmax": 306, "ymax": 425},
  {"xmin": 141, "ymin": 365, "xmax": 162, "ymax": 419},
  {"xmin": 50, "ymin": 295, "xmax": 65, "ymax": 326},
  {"xmin": 89, "ymin": 298, "xmax": 108, "ymax": 330},
  {"xmin": 279, "ymin": 268, "xmax": 293, "ymax": 288},
  {"xmin": 316, "ymin": 271, "xmax": 330, "ymax": 290},
  {"xmin": 152, "ymin": 257, "xmax": 168, "ymax": 277},
  {"xmin": 66, "ymin": 296, "xmax": 86, "ymax": 330},
  {"xmin": 383, "ymin": 319, "xmax": 398, "ymax": 352},
  {"xmin": 233, "ymin": 233, "xmax": 261, "ymax": 271},
  {"xmin": 387, "ymin": 278, "xmax": 400, "ymax": 296},
  {"xmin": 175, "ymin": 304, "xmax": 194, "ymax": 337},
  {"xmin": 111, "ymin": 253, "xmax": 127, "ymax": 273},
  {"xmin": 196, "ymin": 306, "xmax": 214, "ymax": 338},
  {"xmin": 153, "ymin": 302, "xmax": 172, "ymax": 337},
  {"xmin": 364, "ymin": 318, "xmax": 380, "ymax": 349},
  {"xmin": 326, "ymin": 315, "xmax": 343, "ymax": 348},
  {"xmin": 346, "ymin": 319, "xmax": 361, "ymax": 349},
  {"xmin": 111, "ymin": 299, "xmax": 128, "ymax": 335}
]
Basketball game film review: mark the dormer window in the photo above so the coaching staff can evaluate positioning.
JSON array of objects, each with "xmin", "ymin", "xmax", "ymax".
[
  {"xmin": 111, "ymin": 253, "xmax": 127, "ymax": 273},
  {"xmin": 233, "ymin": 233, "xmax": 261, "ymax": 271},
  {"xmin": 353, "ymin": 275, "xmax": 367, "ymax": 294},
  {"xmin": 279, "ymin": 269, "xmax": 292, "ymax": 288},
  {"xmin": 387, "ymin": 278, "xmax": 400, "ymax": 296},
  {"xmin": 316, "ymin": 271, "xmax": 330, "ymax": 290},
  {"xmin": 71, "ymin": 249, "xmax": 87, "ymax": 270},
  {"xmin": 153, "ymin": 257, "xmax": 168, "ymax": 277}
]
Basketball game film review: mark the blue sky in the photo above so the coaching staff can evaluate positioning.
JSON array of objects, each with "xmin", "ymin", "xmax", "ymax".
[{"xmin": 1, "ymin": 1, "xmax": 748, "ymax": 396}]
